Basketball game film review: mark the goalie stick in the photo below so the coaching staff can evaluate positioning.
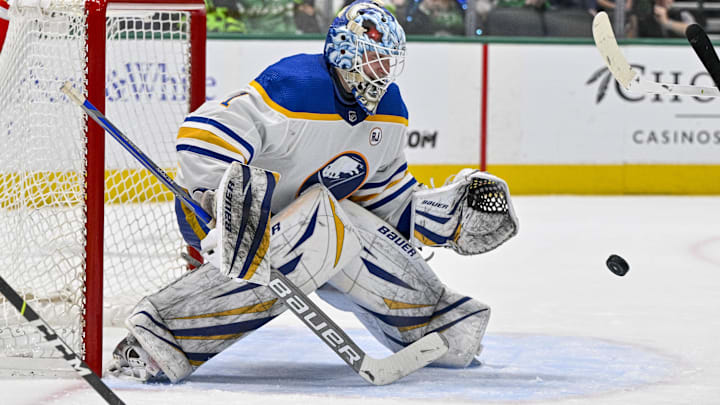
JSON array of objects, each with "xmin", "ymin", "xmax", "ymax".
[
  {"xmin": 60, "ymin": 82, "xmax": 448, "ymax": 386},
  {"xmin": 592, "ymin": 11, "xmax": 720, "ymax": 98},
  {"xmin": 685, "ymin": 23, "xmax": 720, "ymax": 90},
  {"xmin": 0, "ymin": 275, "xmax": 126, "ymax": 405}
]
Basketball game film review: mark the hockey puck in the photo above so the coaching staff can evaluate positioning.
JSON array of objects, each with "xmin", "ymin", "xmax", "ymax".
[{"xmin": 606, "ymin": 254, "xmax": 629, "ymax": 277}]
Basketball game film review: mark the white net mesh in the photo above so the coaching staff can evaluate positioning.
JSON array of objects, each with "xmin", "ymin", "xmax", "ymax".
[
  {"xmin": 0, "ymin": 0, "xmax": 193, "ymax": 367},
  {"xmin": 102, "ymin": 10, "xmax": 191, "ymax": 325}
]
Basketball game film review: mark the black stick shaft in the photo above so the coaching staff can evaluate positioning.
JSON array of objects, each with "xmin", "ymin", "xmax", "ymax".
[
  {"xmin": 0, "ymin": 275, "xmax": 126, "ymax": 405},
  {"xmin": 686, "ymin": 24, "xmax": 720, "ymax": 89}
]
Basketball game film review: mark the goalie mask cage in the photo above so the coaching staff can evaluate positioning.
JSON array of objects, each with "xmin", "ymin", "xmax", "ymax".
[{"xmin": 0, "ymin": 0, "xmax": 206, "ymax": 375}]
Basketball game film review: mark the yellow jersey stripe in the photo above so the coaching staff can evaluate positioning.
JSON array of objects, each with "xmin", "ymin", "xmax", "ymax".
[
  {"xmin": 177, "ymin": 127, "xmax": 248, "ymax": 163},
  {"xmin": 250, "ymin": 81, "xmax": 409, "ymax": 125},
  {"xmin": 366, "ymin": 114, "xmax": 409, "ymax": 126},
  {"xmin": 250, "ymin": 81, "xmax": 342, "ymax": 121}
]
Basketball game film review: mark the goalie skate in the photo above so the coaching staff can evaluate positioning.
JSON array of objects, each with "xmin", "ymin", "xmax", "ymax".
[{"xmin": 106, "ymin": 335, "xmax": 165, "ymax": 382}]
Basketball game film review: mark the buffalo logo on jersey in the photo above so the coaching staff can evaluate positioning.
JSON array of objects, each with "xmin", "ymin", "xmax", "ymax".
[{"xmin": 297, "ymin": 152, "xmax": 368, "ymax": 201}]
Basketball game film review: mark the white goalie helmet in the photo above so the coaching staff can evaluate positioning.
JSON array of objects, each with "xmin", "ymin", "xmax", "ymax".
[{"xmin": 324, "ymin": 0, "xmax": 406, "ymax": 115}]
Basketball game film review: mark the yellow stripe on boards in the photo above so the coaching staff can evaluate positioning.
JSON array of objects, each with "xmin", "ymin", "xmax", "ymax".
[
  {"xmin": 2, "ymin": 164, "xmax": 718, "ymax": 211},
  {"xmin": 0, "ymin": 169, "xmax": 178, "ymax": 208},
  {"xmin": 105, "ymin": 168, "xmax": 178, "ymax": 203},
  {"xmin": 486, "ymin": 164, "xmax": 720, "ymax": 194},
  {"xmin": 408, "ymin": 164, "xmax": 720, "ymax": 195}
]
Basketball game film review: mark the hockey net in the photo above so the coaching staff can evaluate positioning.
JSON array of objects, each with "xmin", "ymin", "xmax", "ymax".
[{"xmin": 0, "ymin": 0, "xmax": 205, "ymax": 375}]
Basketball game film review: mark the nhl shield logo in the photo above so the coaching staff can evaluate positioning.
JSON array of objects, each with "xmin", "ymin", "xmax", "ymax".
[
  {"xmin": 348, "ymin": 110, "xmax": 357, "ymax": 123},
  {"xmin": 369, "ymin": 127, "xmax": 382, "ymax": 146}
]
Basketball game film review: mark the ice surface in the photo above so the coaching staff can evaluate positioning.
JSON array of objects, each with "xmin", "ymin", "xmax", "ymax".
[{"xmin": 2, "ymin": 196, "xmax": 719, "ymax": 405}]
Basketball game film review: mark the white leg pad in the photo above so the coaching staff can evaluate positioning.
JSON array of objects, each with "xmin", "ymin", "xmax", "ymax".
[
  {"xmin": 321, "ymin": 200, "xmax": 490, "ymax": 368},
  {"xmin": 428, "ymin": 288, "xmax": 490, "ymax": 368},
  {"xmin": 125, "ymin": 298, "xmax": 193, "ymax": 383}
]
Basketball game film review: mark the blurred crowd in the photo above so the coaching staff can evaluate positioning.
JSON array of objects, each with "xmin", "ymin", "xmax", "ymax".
[{"xmin": 204, "ymin": 0, "xmax": 704, "ymax": 38}]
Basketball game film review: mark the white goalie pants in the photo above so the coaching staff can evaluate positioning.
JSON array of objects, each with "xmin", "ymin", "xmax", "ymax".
[{"xmin": 127, "ymin": 199, "xmax": 490, "ymax": 381}]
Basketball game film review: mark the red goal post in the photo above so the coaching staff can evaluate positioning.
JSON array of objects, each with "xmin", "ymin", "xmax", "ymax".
[{"xmin": 0, "ymin": 0, "xmax": 206, "ymax": 376}]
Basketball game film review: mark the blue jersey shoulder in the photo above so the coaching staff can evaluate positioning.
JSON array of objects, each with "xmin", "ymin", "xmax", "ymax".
[
  {"xmin": 375, "ymin": 83, "xmax": 408, "ymax": 120},
  {"xmin": 253, "ymin": 53, "xmax": 408, "ymax": 121},
  {"xmin": 254, "ymin": 54, "xmax": 336, "ymax": 114}
]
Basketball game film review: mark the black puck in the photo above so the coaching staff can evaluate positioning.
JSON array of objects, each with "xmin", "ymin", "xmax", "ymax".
[{"xmin": 606, "ymin": 254, "xmax": 629, "ymax": 277}]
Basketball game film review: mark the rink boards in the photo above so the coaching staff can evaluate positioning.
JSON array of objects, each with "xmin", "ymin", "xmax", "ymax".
[{"xmin": 205, "ymin": 39, "xmax": 720, "ymax": 194}]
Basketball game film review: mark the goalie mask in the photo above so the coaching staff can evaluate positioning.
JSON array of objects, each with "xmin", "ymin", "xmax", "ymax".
[{"xmin": 324, "ymin": 0, "xmax": 406, "ymax": 115}]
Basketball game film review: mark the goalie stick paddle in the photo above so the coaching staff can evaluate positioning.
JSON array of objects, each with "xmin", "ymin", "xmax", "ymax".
[
  {"xmin": 592, "ymin": 12, "xmax": 720, "ymax": 98},
  {"xmin": 685, "ymin": 24, "xmax": 720, "ymax": 90},
  {"xmin": 60, "ymin": 82, "xmax": 448, "ymax": 385},
  {"xmin": 0, "ymin": 275, "xmax": 127, "ymax": 405}
]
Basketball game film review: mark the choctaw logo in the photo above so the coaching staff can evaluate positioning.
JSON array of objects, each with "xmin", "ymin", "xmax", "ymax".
[
  {"xmin": 587, "ymin": 64, "xmax": 715, "ymax": 104},
  {"xmin": 296, "ymin": 152, "xmax": 368, "ymax": 201},
  {"xmin": 369, "ymin": 127, "xmax": 382, "ymax": 145},
  {"xmin": 586, "ymin": 64, "xmax": 646, "ymax": 103}
]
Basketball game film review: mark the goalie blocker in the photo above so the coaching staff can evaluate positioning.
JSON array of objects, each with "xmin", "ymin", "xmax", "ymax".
[{"xmin": 200, "ymin": 162, "xmax": 279, "ymax": 285}]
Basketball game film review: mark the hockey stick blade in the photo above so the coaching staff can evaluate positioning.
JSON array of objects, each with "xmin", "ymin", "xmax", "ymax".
[
  {"xmin": 61, "ymin": 82, "xmax": 449, "ymax": 385},
  {"xmin": 0, "ymin": 275, "xmax": 126, "ymax": 405},
  {"xmin": 685, "ymin": 24, "xmax": 720, "ymax": 89},
  {"xmin": 592, "ymin": 11, "xmax": 636, "ymax": 89},
  {"xmin": 592, "ymin": 12, "xmax": 720, "ymax": 98}
]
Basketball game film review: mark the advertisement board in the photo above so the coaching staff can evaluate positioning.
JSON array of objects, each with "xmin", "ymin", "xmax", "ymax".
[{"xmin": 204, "ymin": 40, "xmax": 720, "ymax": 193}]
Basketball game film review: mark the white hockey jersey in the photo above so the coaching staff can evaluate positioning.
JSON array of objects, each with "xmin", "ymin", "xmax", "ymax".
[{"xmin": 175, "ymin": 53, "xmax": 418, "ymax": 249}]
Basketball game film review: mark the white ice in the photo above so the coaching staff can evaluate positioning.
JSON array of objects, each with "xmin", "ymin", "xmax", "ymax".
[{"xmin": 2, "ymin": 196, "xmax": 719, "ymax": 405}]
